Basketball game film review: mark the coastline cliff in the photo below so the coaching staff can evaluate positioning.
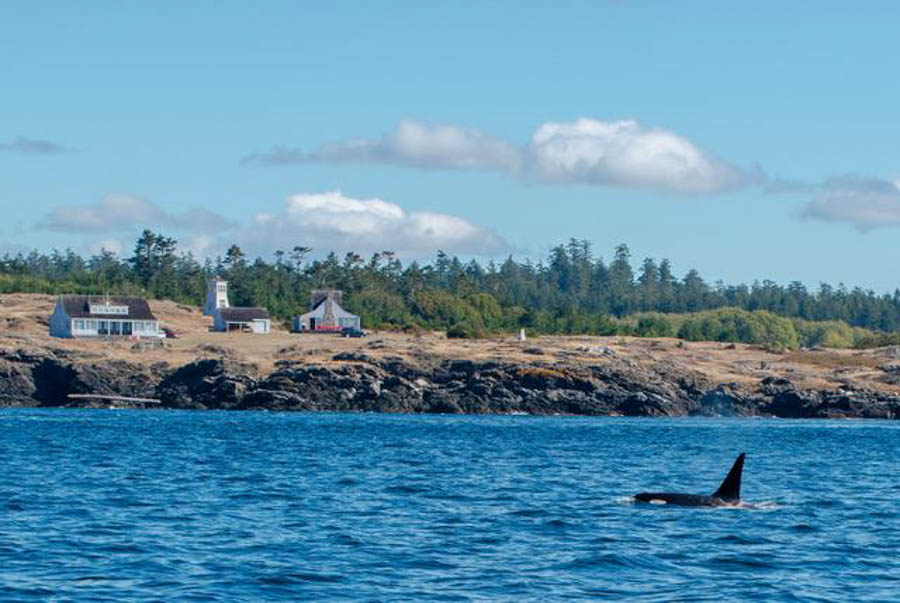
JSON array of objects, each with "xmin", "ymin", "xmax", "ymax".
[
  {"xmin": 3, "ymin": 346, "xmax": 900, "ymax": 419},
  {"xmin": 2, "ymin": 293, "xmax": 900, "ymax": 418}
]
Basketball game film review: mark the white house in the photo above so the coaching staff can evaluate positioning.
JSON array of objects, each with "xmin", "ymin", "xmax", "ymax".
[
  {"xmin": 213, "ymin": 307, "xmax": 271, "ymax": 333},
  {"xmin": 203, "ymin": 276, "xmax": 230, "ymax": 316},
  {"xmin": 49, "ymin": 295, "xmax": 159, "ymax": 339},
  {"xmin": 293, "ymin": 290, "xmax": 360, "ymax": 332}
]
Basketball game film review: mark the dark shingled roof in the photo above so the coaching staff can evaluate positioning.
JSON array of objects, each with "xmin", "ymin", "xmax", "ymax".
[
  {"xmin": 60, "ymin": 295, "xmax": 156, "ymax": 320},
  {"xmin": 218, "ymin": 307, "xmax": 270, "ymax": 322}
]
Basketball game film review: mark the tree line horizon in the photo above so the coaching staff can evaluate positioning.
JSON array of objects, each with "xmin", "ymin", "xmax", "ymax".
[{"xmin": 2, "ymin": 230, "xmax": 899, "ymax": 349}]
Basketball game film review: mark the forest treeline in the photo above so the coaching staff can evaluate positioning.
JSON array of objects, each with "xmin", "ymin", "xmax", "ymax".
[{"xmin": 2, "ymin": 230, "xmax": 900, "ymax": 349}]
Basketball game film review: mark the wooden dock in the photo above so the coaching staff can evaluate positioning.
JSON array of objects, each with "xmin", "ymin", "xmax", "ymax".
[{"xmin": 67, "ymin": 394, "xmax": 161, "ymax": 405}]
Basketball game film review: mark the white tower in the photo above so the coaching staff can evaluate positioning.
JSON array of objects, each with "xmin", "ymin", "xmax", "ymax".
[{"xmin": 203, "ymin": 277, "xmax": 230, "ymax": 316}]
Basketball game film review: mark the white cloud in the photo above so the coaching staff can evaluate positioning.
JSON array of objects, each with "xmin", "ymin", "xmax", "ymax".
[
  {"xmin": 243, "ymin": 118, "xmax": 749, "ymax": 195},
  {"xmin": 801, "ymin": 175, "xmax": 900, "ymax": 231},
  {"xmin": 84, "ymin": 234, "xmax": 214, "ymax": 259},
  {"xmin": 181, "ymin": 235, "xmax": 216, "ymax": 258},
  {"xmin": 0, "ymin": 136, "xmax": 73, "ymax": 155},
  {"xmin": 88, "ymin": 238, "xmax": 125, "ymax": 256},
  {"xmin": 41, "ymin": 194, "xmax": 167, "ymax": 232},
  {"xmin": 37, "ymin": 191, "xmax": 506, "ymax": 259},
  {"xmin": 235, "ymin": 190, "xmax": 508, "ymax": 257},
  {"xmin": 527, "ymin": 119, "xmax": 746, "ymax": 194},
  {"xmin": 38, "ymin": 193, "xmax": 235, "ymax": 235},
  {"xmin": 243, "ymin": 119, "xmax": 523, "ymax": 173},
  {"xmin": 174, "ymin": 208, "xmax": 237, "ymax": 235}
]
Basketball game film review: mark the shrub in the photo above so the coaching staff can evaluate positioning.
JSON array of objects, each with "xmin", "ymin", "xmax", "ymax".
[
  {"xmin": 854, "ymin": 332, "xmax": 900, "ymax": 349},
  {"xmin": 793, "ymin": 319, "xmax": 858, "ymax": 348},
  {"xmin": 635, "ymin": 314, "xmax": 675, "ymax": 338},
  {"xmin": 350, "ymin": 289, "xmax": 410, "ymax": 329},
  {"xmin": 676, "ymin": 308, "xmax": 799, "ymax": 349},
  {"xmin": 446, "ymin": 317, "xmax": 487, "ymax": 339},
  {"xmin": 414, "ymin": 289, "xmax": 477, "ymax": 328},
  {"xmin": 466, "ymin": 293, "xmax": 503, "ymax": 329}
]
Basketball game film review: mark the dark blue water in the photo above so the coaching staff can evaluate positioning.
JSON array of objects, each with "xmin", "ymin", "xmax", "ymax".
[{"xmin": 2, "ymin": 410, "xmax": 899, "ymax": 601}]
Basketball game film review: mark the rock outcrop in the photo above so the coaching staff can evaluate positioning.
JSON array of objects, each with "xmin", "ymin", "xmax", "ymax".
[
  {"xmin": 2, "ymin": 345, "xmax": 900, "ymax": 418},
  {"xmin": 156, "ymin": 358, "xmax": 256, "ymax": 409},
  {"xmin": 0, "ymin": 347, "xmax": 161, "ymax": 407}
]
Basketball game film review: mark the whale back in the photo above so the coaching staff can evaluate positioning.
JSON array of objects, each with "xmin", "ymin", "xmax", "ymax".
[{"xmin": 712, "ymin": 453, "xmax": 745, "ymax": 501}]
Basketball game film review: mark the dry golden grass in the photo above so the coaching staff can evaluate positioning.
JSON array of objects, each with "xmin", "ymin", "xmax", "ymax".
[
  {"xmin": 517, "ymin": 366, "xmax": 568, "ymax": 379},
  {"xmin": 782, "ymin": 350, "xmax": 881, "ymax": 369}
]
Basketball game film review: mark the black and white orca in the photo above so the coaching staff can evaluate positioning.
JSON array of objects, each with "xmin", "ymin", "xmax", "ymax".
[{"xmin": 634, "ymin": 453, "xmax": 745, "ymax": 507}]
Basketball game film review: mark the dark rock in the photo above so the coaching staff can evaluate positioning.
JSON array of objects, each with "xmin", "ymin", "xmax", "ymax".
[
  {"xmin": 155, "ymin": 359, "xmax": 256, "ymax": 409},
  {"xmin": 0, "ymin": 348, "xmax": 47, "ymax": 406},
  {"xmin": 28, "ymin": 357, "xmax": 158, "ymax": 407},
  {"xmin": 238, "ymin": 389, "xmax": 311, "ymax": 410},
  {"xmin": 760, "ymin": 376, "xmax": 795, "ymax": 396},
  {"xmin": 2, "ymin": 343, "xmax": 899, "ymax": 419},
  {"xmin": 767, "ymin": 390, "xmax": 821, "ymax": 418},
  {"xmin": 332, "ymin": 352, "xmax": 376, "ymax": 364},
  {"xmin": 693, "ymin": 385, "xmax": 763, "ymax": 417},
  {"xmin": 616, "ymin": 392, "xmax": 676, "ymax": 417}
]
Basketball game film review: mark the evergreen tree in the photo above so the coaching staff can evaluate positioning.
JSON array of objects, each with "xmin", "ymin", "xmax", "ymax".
[{"xmin": 3, "ymin": 231, "xmax": 900, "ymax": 343}]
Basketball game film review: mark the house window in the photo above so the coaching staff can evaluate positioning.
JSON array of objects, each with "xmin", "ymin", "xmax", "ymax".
[
  {"xmin": 74, "ymin": 320, "xmax": 84, "ymax": 330},
  {"xmin": 89, "ymin": 304, "xmax": 129, "ymax": 315}
]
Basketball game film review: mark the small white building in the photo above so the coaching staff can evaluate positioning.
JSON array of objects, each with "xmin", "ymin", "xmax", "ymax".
[
  {"xmin": 293, "ymin": 290, "xmax": 360, "ymax": 332},
  {"xmin": 203, "ymin": 276, "xmax": 230, "ymax": 316},
  {"xmin": 49, "ymin": 295, "xmax": 159, "ymax": 338},
  {"xmin": 213, "ymin": 307, "xmax": 271, "ymax": 333}
]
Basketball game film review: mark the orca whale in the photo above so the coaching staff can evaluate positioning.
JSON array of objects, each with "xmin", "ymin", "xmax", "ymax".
[{"xmin": 634, "ymin": 453, "xmax": 745, "ymax": 507}]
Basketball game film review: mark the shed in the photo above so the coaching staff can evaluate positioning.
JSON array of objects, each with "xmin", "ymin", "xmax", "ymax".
[
  {"xmin": 293, "ymin": 295, "xmax": 360, "ymax": 332},
  {"xmin": 214, "ymin": 307, "xmax": 271, "ymax": 333}
]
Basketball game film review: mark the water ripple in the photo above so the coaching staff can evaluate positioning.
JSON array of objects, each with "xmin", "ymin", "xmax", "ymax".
[{"xmin": 2, "ymin": 409, "xmax": 899, "ymax": 600}]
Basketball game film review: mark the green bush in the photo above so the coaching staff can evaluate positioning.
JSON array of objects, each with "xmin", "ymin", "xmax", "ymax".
[
  {"xmin": 349, "ymin": 289, "xmax": 411, "ymax": 328},
  {"xmin": 446, "ymin": 318, "xmax": 487, "ymax": 339},
  {"xmin": 854, "ymin": 332, "xmax": 900, "ymax": 349},
  {"xmin": 793, "ymin": 319, "xmax": 859, "ymax": 348},
  {"xmin": 466, "ymin": 293, "xmax": 503, "ymax": 329},
  {"xmin": 635, "ymin": 314, "xmax": 675, "ymax": 338},
  {"xmin": 676, "ymin": 308, "xmax": 800, "ymax": 349},
  {"xmin": 413, "ymin": 289, "xmax": 477, "ymax": 327}
]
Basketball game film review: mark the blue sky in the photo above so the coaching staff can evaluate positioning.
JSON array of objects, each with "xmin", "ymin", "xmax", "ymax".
[{"xmin": 2, "ymin": 1, "xmax": 899, "ymax": 291}]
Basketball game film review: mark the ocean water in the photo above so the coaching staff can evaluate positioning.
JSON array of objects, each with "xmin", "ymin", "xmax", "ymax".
[{"xmin": 1, "ymin": 410, "xmax": 899, "ymax": 601}]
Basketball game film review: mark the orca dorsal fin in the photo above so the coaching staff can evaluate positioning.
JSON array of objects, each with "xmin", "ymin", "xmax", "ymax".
[{"xmin": 712, "ymin": 453, "xmax": 745, "ymax": 501}]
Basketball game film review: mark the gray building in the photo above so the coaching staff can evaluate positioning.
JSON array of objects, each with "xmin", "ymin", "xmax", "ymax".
[
  {"xmin": 49, "ymin": 295, "xmax": 159, "ymax": 338},
  {"xmin": 213, "ymin": 307, "xmax": 271, "ymax": 333},
  {"xmin": 293, "ymin": 290, "xmax": 360, "ymax": 332}
]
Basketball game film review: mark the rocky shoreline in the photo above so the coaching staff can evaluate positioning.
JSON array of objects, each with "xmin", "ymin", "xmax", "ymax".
[{"xmin": 2, "ymin": 346, "xmax": 899, "ymax": 419}]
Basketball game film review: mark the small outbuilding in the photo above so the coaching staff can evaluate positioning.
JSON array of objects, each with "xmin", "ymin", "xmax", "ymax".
[
  {"xmin": 293, "ymin": 290, "xmax": 360, "ymax": 332},
  {"xmin": 50, "ymin": 295, "xmax": 159, "ymax": 338},
  {"xmin": 213, "ymin": 307, "xmax": 271, "ymax": 333}
]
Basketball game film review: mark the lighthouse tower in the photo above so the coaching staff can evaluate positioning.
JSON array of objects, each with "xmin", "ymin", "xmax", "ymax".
[{"xmin": 203, "ymin": 277, "xmax": 230, "ymax": 316}]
